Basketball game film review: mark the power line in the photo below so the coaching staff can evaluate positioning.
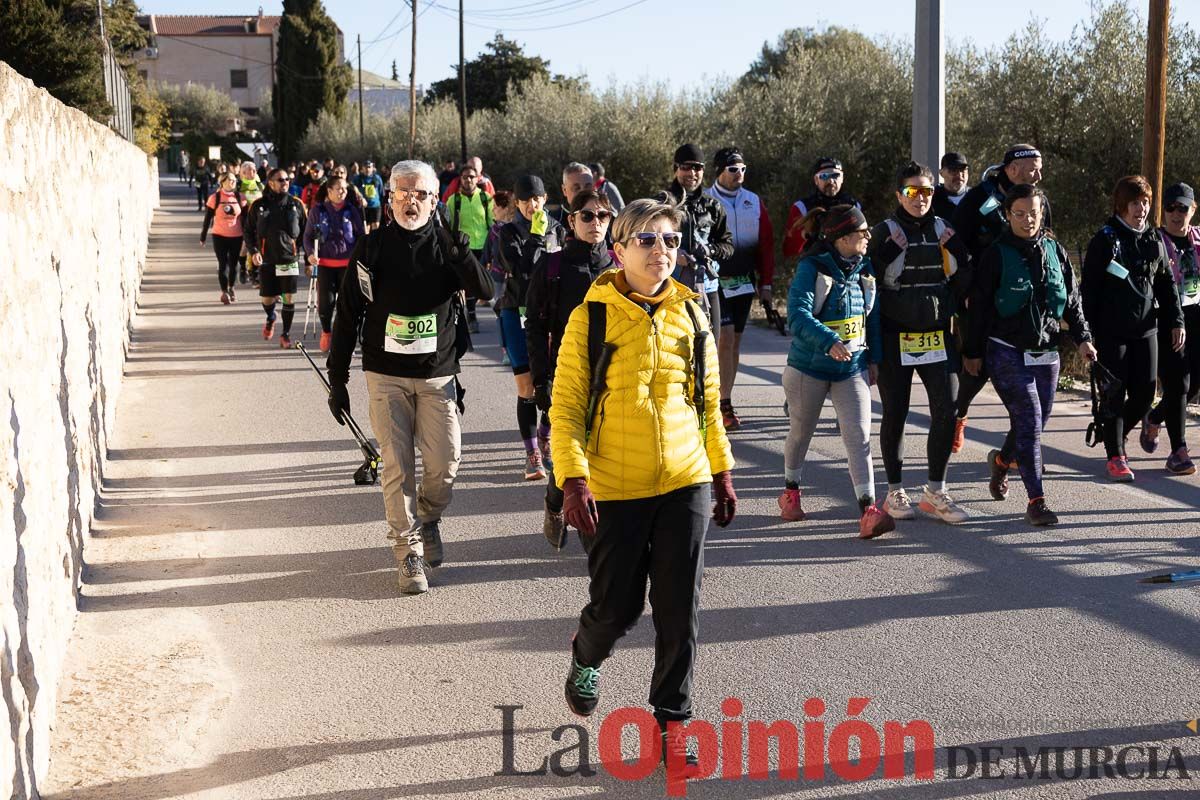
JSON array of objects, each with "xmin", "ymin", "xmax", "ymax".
[
  {"xmin": 429, "ymin": 0, "xmax": 653, "ymax": 33},
  {"xmin": 432, "ymin": 0, "xmax": 593, "ymax": 19},
  {"xmin": 361, "ymin": 8, "xmax": 409, "ymax": 47},
  {"xmin": 372, "ymin": 0, "xmax": 438, "ymax": 76}
]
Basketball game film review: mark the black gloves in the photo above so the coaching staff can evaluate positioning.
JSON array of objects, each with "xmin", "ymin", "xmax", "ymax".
[
  {"xmin": 328, "ymin": 381, "xmax": 350, "ymax": 425},
  {"xmin": 533, "ymin": 383, "xmax": 552, "ymax": 413}
]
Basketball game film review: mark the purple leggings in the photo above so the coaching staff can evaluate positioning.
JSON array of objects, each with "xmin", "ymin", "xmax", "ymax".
[{"xmin": 987, "ymin": 340, "xmax": 1059, "ymax": 500}]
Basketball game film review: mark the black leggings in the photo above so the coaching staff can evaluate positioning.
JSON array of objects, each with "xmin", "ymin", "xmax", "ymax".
[
  {"xmin": 953, "ymin": 368, "xmax": 990, "ymax": 419},
  {"xmin": 877, "ymin": 332, "xmax": 957, "ymax": 485},
  {"xmin": 317, "ymin": 266, "xmax": 345, "ymax": 333},
  {"xmin": 1095, "ymin": 335, "xmax": 1158, "ymax": 458},
  {"xmin": 1148, "ymin": 305, "xmax": 1200, "ymax": 449},
  {"xmin": 211, "ymin": 235, "xmax": 242, "ymax": 292}
]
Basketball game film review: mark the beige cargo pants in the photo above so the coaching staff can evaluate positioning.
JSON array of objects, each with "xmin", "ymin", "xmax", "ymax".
[{"xmin": 365, "ymin": 372, "xmax": 461, "ymax": 558}]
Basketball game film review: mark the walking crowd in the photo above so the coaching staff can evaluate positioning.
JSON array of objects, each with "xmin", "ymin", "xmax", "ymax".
[{"xmin": 190, "ymin": 143, "xmax": 1199, "ymax": 766}]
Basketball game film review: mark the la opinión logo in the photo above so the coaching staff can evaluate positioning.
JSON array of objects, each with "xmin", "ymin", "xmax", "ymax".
[{"xmin": 496, "ymin": 696, "xmax": 936, "ymax": 797}]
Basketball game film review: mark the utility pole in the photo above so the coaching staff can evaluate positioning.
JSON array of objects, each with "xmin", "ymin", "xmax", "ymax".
[
  {"xmin": 357, "ymin": 34, "xmax": 365, "ymax": 150},
  {"xmin": 458, "ymin": 0, "xmax": 467, "ymax": 162},
  {"xmin": 911, "ymin": 0, "xmax": 944, "ymax": 171},
  {"xmin": 1143, "ymin": 0, "xmax": 1170, "ymax": 227},
  {"xmin": 409, "ymin": 0, "xmax": 417, "ymax": 158}
]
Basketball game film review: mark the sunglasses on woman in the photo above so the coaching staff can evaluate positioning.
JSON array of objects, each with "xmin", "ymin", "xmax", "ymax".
[
  {"xmin": 1166, "ymin": 203, "xmax": 1192, "ymax": 214},
  {"xmin": 626, "ymin": 232, "xmax": 682, "ymax": 249},
  {"xmin": 900, "ymin": 185, "xmax": 935, "ymax": 199},
  {"xmin": 573, "ymin": 209, "xmax": 613, "ymax": 223}
]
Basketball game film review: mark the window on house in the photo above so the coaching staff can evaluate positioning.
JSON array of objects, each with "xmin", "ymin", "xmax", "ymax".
[
  {"xmin": 138, "ymin": 70, "xmax": 148, "ymax": 82},
  {"xmin": 230, "ymin": 70, "xmax": 248, "ymax": 89}
]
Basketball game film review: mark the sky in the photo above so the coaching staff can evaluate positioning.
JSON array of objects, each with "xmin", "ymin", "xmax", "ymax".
[{"xmin": 144, "ymin": 1, "xmax": 1200, "ymax": 91}]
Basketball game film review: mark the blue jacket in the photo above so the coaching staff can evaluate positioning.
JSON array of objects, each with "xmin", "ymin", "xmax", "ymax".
[{"xmin": 787, "ymin": 246, "xmax": 882, "ymax": 381}]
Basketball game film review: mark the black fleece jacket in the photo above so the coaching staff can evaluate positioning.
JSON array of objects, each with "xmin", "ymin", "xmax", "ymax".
[
  {"xmin": 665, "ymin": 180, "xmax": 734, "ymax": 265},
  {"xmin": 1081, "ymin": 216, "xmax": 1184, "ymax": 341},
  {"xmin": 524, "ymin": 237, "xmax": 615, "ymax": 388},
  {"xmin": 326, "ymin": 220, "xmax": 493, "ymax": 383}
]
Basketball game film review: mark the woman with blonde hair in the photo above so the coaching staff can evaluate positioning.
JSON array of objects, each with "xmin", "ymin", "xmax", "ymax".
[{"xmin": 551, "ymin": 197, "xmax": 735, "ymax": 766}]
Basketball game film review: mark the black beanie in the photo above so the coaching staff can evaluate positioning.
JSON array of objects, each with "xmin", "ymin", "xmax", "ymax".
[
  {"xmin": 822, "ymin": 205, "xmax": 868, "ymax": 241},
  {"xmin": 673, "ymin": 143, "xmax": 704, "ymax": 165},
  {"xmin": 514, "ymin": 174, "xmax": 546, "ymax": 200}
]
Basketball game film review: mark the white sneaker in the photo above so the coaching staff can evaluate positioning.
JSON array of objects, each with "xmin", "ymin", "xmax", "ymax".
[
  {"xmin": 918, "ymin": 486, "xmax": 969, "ymax": 524},
  {"xmin": 883, "ymin": 489, "xmax": 916, "ymax": 520}
]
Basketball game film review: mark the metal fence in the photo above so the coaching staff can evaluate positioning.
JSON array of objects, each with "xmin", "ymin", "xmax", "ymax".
[{"xmin": 100, "ymin": 39, "xmax": 133, "ymax": 141}]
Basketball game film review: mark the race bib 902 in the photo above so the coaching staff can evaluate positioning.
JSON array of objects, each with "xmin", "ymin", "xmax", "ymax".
[{"xmin": 384, "ymin": 313, "xmax": 438, "ymax": 354}]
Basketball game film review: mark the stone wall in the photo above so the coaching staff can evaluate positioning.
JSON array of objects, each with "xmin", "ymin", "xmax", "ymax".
[{"xmin": 0, "ymin": 62, "xmax": 158, "ymax": 797}]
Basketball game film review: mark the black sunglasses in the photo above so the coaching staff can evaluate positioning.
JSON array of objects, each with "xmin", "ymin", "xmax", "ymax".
[
  {"xmin": 627, "ymin": 232, "xmax": 682, "ymax": 249},
  {"xmin": 574, "ymin": 209, "xmax": 613, "ymax": 223},
  {"xmin": 1166, "ymin": 203, "xmax": 1192, "ymax": 214}
]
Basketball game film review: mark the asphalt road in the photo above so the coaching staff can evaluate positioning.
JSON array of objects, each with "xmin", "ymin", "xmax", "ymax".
[{"xmin": 42, "ymin": 180, "xmax": 1200, "ymax": 800}]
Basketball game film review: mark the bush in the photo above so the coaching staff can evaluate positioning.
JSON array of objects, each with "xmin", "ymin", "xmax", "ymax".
[{"xmin": 298, "ymin": 0, "xmax": 1200, "ymax": 307}]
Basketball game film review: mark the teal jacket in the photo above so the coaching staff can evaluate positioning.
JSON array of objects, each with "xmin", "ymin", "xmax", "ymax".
[{"xmin": 786, "ymin": 246, "xmax": 882, "ymax": 381}]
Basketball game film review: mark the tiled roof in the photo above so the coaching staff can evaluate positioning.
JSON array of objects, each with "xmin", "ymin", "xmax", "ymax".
[{"xmin": 142, "ymin": 15, "xmax": 282, "ymax": 36}]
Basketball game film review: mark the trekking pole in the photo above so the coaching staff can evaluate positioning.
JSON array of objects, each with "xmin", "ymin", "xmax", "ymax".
[
  {"xmin": 304, "ymin": 234, "xmax": 320, "ymax": 340},
  {"xmin": 297, "ymin": 343, "xmax": 382, "ymax": 485},
  {"xmin": 1139, "ymin": 569, "xmax": 1200, "ymax": 585}
]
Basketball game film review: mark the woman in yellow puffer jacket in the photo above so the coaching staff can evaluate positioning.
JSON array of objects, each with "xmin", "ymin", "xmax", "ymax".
[{"xmin": 550, "ymin": 197, "xmax": 735, "ymax": 763}]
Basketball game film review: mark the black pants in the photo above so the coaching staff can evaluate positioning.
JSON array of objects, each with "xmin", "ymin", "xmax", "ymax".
[
  {"xmin": 317, "ymin": 265, "xmax": 345, "ymax": 333},
  {"xmin": 952, "ymin": 368, "xmax": 990, "ymax": 419},
  {"xmin": 877, "ymin": 331, "xmax": 957, "ymax": 485},
  {"xmin": 1148, "ymin": 305, "xmax": 1200, "ymax": 450},
  {"xmin": 465, "ymin": 249, "xmax": 484, "ymax": 322},
  {"xmin": 211, "ymin": 235, "xmax": 242, "ymax": 292},
  {"xmin": 573, "ymin": 483, "xmax": 710, "ymax": 724},
  {"xmin": 1096, "ymin": 335, "xmax": 1158, "ymax": 458}
]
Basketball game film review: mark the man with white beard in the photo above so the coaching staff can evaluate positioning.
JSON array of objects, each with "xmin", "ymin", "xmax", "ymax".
[{"xmin": 326, "ymin": 160, "xmax": 494, "ymax": 594}]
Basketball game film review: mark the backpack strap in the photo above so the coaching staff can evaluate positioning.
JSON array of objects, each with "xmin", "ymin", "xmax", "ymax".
[
  {"xmin": 481, "ymin": 190, "xmax": 493, "ymax": 227},
  {"xmin": 811, "ymin": 259, "xmax": 836, "ymax": 316},
  {"xmin": 584, "ymin": 301, "xmax": 614, "ymax": 444},
  {"xmin": 682, "ymin": 300, "xmax": 709, "ymax": 442}
]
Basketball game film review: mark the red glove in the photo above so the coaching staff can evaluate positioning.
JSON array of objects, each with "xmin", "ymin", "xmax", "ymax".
[
  {"xmin": 712, "ymin": 471, "xmax": 736, "ymax": 527},
  {"xmin": 563, "ymin": 477, "xmax": 599, "ymax": 536}
]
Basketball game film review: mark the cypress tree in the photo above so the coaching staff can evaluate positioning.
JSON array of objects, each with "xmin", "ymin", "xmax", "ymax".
[{"xmin": 273, "ymin": 0, "xmax": 351, "ymax": 162}]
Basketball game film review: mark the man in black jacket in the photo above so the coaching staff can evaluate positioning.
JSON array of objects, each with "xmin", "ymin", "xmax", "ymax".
[
  {"xmin": 326, "ymin": 160, "xmax": 494, "ymax": 594},
  {"xmin": 245, "ymin": 169, "xmax": 308, "ymax": 347},
  {"xmin": 664, "ymin": 143, "xmax": 735, "ymax": 340},
  {"xmin": 953, "ymin": 144, "xmax": 1047, "ymax": 261},
  {"xmin": 932, "ymin": 152, "xmax": 970, "ymax": 221}
]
